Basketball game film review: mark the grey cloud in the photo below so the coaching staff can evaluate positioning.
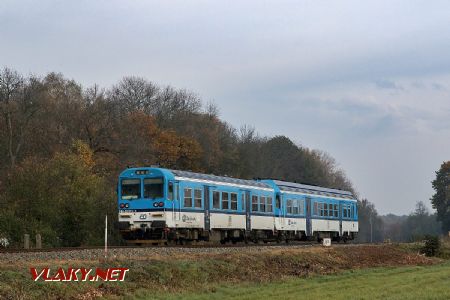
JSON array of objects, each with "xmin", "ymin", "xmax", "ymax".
[
  {"xmin": 375, "ymin": 79, "xmax": 403, "ymax": 90},
  {"xmin": 431, "ymin": 83, "xmax": 445, "ymax": 91},
  {"xmin": 411, "ymin": 81, "xmax": 426, "ymax": 89},
  {"xmin": 411, "ymin": 81, "xmax": 446, "ymax": 91}
]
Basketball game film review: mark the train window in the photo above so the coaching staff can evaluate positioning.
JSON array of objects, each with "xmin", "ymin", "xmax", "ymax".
[
  {"xmin": 222, "ymin": 192, "xmax": 229, "ymax": 210},
  {"xmin": 292, "ymin": 200, "xmax": 299, "ymax": 215},
  {"xmin": 230, "ymin": 193, "xmax": 238, "ymax": 210},
  {"xmin": 266, "ymin": 197, "xmax": 273, "ymax": 212},
  {"xmin": 319, "ymin": 203, "xmax": 324, "ymax": 216},
  {"xmin": 260, "ymin": 196, "xmax": 266, "ymax": 212},
  {"xmin": 252, "ymin": 195, "xmax": 258, "ymax": 211},
  {"xmin": 313, "ymin": 202, "xmax": 318, "ymax": 216},
  {"xmin": 121, "ymin": 179, "xmax": 141, "ymax": 200},
  {"xmin": 184, "ymin": 188, "xmax": 192, "ymax": 207},
  {"xmin": 334, "ymin": 204, "xmax": 339, "ymax": 217},
  {"xmin": 213, "ymin": 191, "xmax": 220, "ymax": 209},
  {"xmin": 144, "ymin": 178, "xmax": 164, "ymax": 199},
  {"xmin": 298, "ymin": 200, "xmax": 304, "ymax": 215},
  {"xmin": 343, "ymin": 205, "xmax": 348, "ymax": 218},
  {"xmin": 324, "ymin": 203, "xmax": 328, "ymax": 217},
  {"xmin": 168, "ymin": 182, "xmax": 174, "ymax": 200},
  {"xmin": 194, "ymin": 189, "xmax": 202, "ymax": 208},
  {"xmin": 287, "ymin": 200, "xmax": 293, "ymax": 214}
]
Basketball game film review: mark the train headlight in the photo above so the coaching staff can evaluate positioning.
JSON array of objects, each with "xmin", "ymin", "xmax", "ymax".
[
  {"xmin": 158, "ymin": 202, "xmax": 164, "ymax": 207},
  {"xmin": 139, "ymin": 214, "xmax": 147, "ymax": 219},
  {"xmin": 120, "ymin": 203, "xmax": 125, "ymax": 209},
  {"xmin": 153, "ymin": 202, "xmax": 158, "ymax": 207},
  {"xmin": 125, "ymin": 203, "xmax": 129, "ymax": 208}
]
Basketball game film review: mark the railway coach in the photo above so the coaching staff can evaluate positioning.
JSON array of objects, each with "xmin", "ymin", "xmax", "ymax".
[{"xmin": 117, "ymin": 167, "xmax": 358, "ymax": 244}]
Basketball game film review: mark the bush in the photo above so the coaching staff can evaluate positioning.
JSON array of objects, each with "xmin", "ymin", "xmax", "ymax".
[
  {"xmin": 421, "ymin": 235, "xmax": 441, "ymax": 257},
  {"xmin": 2, "ymin": 142, "xmax": 118, "ymax": 247}
]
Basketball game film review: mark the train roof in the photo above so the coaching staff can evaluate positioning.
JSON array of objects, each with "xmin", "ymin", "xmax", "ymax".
[
  {"xmin": 170, "ymin": 169, "xmax": 272, "ymax": 189},
  {"xmin": 120, "ymin": 167, "xmax": 354, "ymax": 198},
  {"xmin": 271, "ymin": 179, "xmax": 354, "ymax": 199}
]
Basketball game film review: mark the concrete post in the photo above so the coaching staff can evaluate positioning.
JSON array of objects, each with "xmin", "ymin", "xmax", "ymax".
[
  {"xmin": 24, "ymin": 234, "xmax": 30, "ymax": 249},
  {"xmin": 36, "ymin": 234, "xmax": 42, "ymax": 249}
]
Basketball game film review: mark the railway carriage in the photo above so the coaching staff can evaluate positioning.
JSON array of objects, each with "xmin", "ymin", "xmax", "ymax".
[
  {"xmin": 118, "ymin": 167, "xmax": 358, "ymax": 244},
  {"xmin": 262, "ymin": 180, "xmax": 358, "ymax": 240}
]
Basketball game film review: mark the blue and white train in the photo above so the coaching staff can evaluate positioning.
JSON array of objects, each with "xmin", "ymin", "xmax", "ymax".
[{"xmin": 117, "ymin": 167, "xmax": 358, "ymax": 244}]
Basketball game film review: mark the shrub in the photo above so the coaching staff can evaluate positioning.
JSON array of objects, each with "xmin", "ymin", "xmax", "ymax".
[{"xmin": 421, "ymin": 235, "xmax": 441, "ymax": 257}]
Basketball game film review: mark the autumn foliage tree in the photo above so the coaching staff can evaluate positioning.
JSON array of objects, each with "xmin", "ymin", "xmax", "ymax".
[{"xmin": 0, "ymin": 141, "xmax": 114, "ymax": 247}]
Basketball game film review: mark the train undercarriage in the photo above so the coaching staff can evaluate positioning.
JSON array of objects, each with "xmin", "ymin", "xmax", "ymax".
[{"xmin": 119, "ymin": 223, "xmax": 356, "ymax": 246}]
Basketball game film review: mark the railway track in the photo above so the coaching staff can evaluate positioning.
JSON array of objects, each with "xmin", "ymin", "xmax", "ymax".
[{"xmin": 0, "ymin": 240, "xmax": 359, "ymax": 254}]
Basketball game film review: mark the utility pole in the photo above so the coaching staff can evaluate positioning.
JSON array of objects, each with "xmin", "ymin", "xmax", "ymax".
[
  {"xmin": 369, "ymin": 211, "xmax": 373, "ymax": 243},
  {"xmin": 104, "ymin": 215, "xmax": 108, "ymax": 259}
]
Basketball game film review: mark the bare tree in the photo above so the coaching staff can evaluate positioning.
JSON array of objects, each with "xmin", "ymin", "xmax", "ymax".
[
  {"xmin": 108, "ymin": 76, "xmax": 159, "ymax": 114},
  {"xmin": 0, "ymin": 68, "xmax": 41, "ymax": 168},
  {"xmin": 239, "ymin": 124, "xmax": 257, "ymax": 143},
  {"xmin": 205, "ymin": 100, "xmax": 220, "ymax": 118}
]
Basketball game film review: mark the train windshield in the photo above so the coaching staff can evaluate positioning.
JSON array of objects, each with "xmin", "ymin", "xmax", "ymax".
[
  {"xmin": 144, "ymin": 178, "xmax": 164, "ymax": 199},
  {"xmin": 121, "ymin": 179, "xmax": 141, "ymax": 200}
]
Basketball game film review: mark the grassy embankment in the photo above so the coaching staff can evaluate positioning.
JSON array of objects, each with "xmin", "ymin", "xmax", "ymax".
[
  {"xmin": 147, "ymin": 262, "xmax": 450, "ymax": 300},
  {"xmin": 0, "ymin": 244, "xmax": 439, "ymax": 299}
]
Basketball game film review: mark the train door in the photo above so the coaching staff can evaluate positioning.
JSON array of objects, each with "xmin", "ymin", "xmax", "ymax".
[
  {"xmin": 172, "ymin": 181, "xmax": 181, "ymax": 221},
  {"xmin": 204, "ymin": 186, "xmax": 211, "ymax": 231},
  {"xmin": 275, "ymin": 194, "xmax": 282, "ymax": 228},
  {"xmin": 306, "ymin": 197, "xmax": 312, "ymax": 236},
  {"xmin": 339, "ymin": 202, "xmax": 343, "ymax": 236},
  {"xmin": 243, "ymin": 191, "xmax": 251, "ymax": 231}
]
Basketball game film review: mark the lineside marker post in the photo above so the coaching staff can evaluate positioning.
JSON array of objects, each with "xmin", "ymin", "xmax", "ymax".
[
  {"xmin": 24, "ymin": 234, "xmax": 30, "ymax": 249},
  {"xmin": 105, "ymin": 215, "xmax": 108, "ymax": 259},
  {"xmin": 36, "ymin": 234, "xmax": 42, "ymax": 249}
]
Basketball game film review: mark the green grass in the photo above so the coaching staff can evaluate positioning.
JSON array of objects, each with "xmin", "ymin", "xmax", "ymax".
[
  {"xmin": 0, "ymin": 244, "xmax": 443, "ymax": 299},
  {"xmin": 141, "ymin": 262, "xmax": 450, "ymax": 300}
]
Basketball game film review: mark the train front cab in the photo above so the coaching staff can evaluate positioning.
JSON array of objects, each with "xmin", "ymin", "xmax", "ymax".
[{"xmin": 118, "ymin": 168, "xmax": 174, "ymax": 242}]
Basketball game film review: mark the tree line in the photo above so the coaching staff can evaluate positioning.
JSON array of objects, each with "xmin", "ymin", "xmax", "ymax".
[
  {"xmin": 1, "ymin": 67, "xmax": 447, "ymax": 246},
  {"xmin": 357, "ymin": 160, "xmax": 450, "ymax": 243},
  {"xmin": 357, "ymin": 200, "xmax": 442, "ymax": 243},
  {"xmin": 0, "ymin": 67, "xmax": 354, "ymax": 247}
]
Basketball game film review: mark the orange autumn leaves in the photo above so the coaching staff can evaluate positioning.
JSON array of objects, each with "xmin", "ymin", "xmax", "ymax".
[{"xmin": 126, "ymin": 112, "xmax": 202, "ymax": 171}]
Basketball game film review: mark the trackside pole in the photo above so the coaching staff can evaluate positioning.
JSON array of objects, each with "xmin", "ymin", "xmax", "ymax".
[{"xmin": 105, "ymin": 215, "xmax": 108, "ymax": 259}]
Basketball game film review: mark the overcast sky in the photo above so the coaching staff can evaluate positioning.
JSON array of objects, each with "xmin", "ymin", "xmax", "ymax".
[{"xmin": 1, "ymin": 0, "xmax": 449, "ymax": 214}]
